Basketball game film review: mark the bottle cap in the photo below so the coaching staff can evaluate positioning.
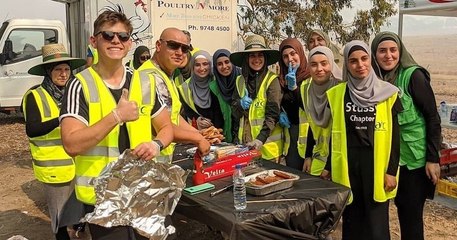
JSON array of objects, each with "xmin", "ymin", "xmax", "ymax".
[{"xmin": 235, "ymin": 164, "xmax": 242, "ymax": 169}]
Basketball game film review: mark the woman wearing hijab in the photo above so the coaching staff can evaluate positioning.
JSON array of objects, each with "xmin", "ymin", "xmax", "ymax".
[
  {"xmin": 213, "ymin": 49, "xmax": 242, "ymax": 143},
  {"xmin": 300, "ymin": 46, "xmax": 342, "ymax": 176},
  {"xmin": 371, "ymin": 32, "xmax": 441, "ymax": 240},
  {"xmin": 277, "ymin": 38, "xmax": 311, "ymax": 170},
  {"xmin": 178, "ymin": 50, "xmax": 224, "ymax": 134},
  {"xmin": 23, "ymin": 44, "xmax": 86, "ymax": 240},
  {"xmin": 307, "ymin": 29, "xmax": 343, "ymax": 67},
  {"xmin": 325, "ymin": 40, "xmax": 402, "ymax": 240},
  {"xmin": 230, "ymin": 34, "xmax": 283, "ymax": 161},
  {"xmin": 126, "ymin": 45, "xmax": 150, "ymax": 69}
]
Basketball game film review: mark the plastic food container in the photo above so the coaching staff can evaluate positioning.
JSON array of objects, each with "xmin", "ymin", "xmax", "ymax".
[
  {"xmin": 437, "ymin": 179, "xmax": 457, "ymax": 199},
  {"xmin": 244, "ymin": 169, "xmax": 300, "ymax": 196}
]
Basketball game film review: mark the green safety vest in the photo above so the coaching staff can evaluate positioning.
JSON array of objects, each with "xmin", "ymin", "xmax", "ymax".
[
  {"xmin": 74, "ymin": 67, "xmax": 155, "ymax": 204},
  {"xmin": 327, "ymin": 83, "xmax": 399, "ymax": 204},
  {"xmin": 396, "ymin": 66, "xmax": 427, "ymax": 169},
  {"xmin": 300, "ymin": 79, "xmax": 331, "ymax": 176},
  {"xmin": 236, "ymin": 72, "xmax": 283, "ymax": 160},
  {"xmin": 23, "ymin": 87, "xmax": 75, "ymax": 184},
  {"xmin": 177, "ymin": 78, "xmax": 233, "ymax": 143},
  {"xmin": 139, "ymin": 60, "xmax": 182, "ymax": 162}
]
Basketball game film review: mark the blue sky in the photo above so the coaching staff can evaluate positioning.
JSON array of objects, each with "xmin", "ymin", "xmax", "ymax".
[{"xmin": 2, "ymin": 0, "xmax": 456, "ymax": 36}]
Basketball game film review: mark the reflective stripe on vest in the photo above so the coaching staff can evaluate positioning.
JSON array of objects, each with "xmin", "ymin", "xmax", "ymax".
[
  {"xmin": 327, "ymin": 83, "xmax": 399, "ymax": 204},
  {"xmin": 138, "ymin": 60, "xmax": 181, "ymax": 162},
  {"xmin": 22, "ymin": 87, "xmax": 75, "ymax": 184},
  {"xmin": 236, "ymin": 72, "xmax": 283, "ymax": 160},
  {"xmin": 300, "ymin": 80, "xmax": 331, "ymax": 175},
  {"xmin": 33, "ymin": 158, "xmax": 73, "ymax": 167},
  {"xmin": 29, "ymin": 139, "xmax": 62, "ymax": 147},
  {"xmin": 178, "ymin": 79, "xmax": 199, "ymax": 114},
  {"xmin": 127, "ymin": 70, "xmax": 156, "ymax": 149},
  {"xmin": 75, "ymin": 175, "xmax": 93, "ymax": 187},
  {"xmin": 75, "ymin": 68, "xmax": 120, "ymax": 204}
]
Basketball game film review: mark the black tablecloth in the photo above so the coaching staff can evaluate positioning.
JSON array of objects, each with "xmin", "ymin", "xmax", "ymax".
[{"xmin": 172, "ymin": 145, "xmax": 350, "ymax": 240}]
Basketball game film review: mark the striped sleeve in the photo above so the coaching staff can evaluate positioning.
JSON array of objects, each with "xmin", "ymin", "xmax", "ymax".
[{"xmin": 59, "ymin": 77, "xmax": 89, "ymax": 125}]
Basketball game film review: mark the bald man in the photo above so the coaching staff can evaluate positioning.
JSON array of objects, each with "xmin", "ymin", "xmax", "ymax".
[{"xmin": 138, "ymin": 28, "xmax": 210, "ymax": 159}]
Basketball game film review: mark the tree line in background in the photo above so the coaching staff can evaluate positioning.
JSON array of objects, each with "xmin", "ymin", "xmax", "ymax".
[{"xmin": 237, "ymin": 0, "xmax": 397, "ymax": 46}]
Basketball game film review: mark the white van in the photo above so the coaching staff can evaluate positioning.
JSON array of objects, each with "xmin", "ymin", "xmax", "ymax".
[{"xmin": 0, "ymin": 19, "xmax": 68, "ymax": 113}]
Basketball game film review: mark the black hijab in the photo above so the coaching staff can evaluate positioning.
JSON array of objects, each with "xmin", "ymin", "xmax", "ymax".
[
  {"xmin": 42, "ymin": 62, "xmax": 69, "ymax": 106},
  {"xmin": 213, "ymin": 49, "xmax": 241, "ymax": 102},
  {"xmin": 132, "ymin": 45, "xmax": 150, "ymax": 69}
]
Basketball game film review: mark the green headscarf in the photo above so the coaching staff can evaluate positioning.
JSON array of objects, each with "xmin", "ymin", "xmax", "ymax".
[
  {"xmin": 306, "ymin": 29, "xmax": 343, "ymax": 65},
  {"xmin": 371, "ymin": 31, "xmax": 418, "ymax": 84}
]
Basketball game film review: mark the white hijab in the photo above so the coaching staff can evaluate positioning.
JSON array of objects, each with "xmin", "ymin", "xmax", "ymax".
[
  {"xmin": 343, "ymin": 40, "xmax": 399, "ymax": 108},
  {"xmin": 307, "ymin": 46, "xmax": 342, "ymax": 127}
]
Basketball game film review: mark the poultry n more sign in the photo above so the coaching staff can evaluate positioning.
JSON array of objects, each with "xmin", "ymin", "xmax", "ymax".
[{"xmin": 152, "ymin": 0, "xmax": 238, "ymax": 53}]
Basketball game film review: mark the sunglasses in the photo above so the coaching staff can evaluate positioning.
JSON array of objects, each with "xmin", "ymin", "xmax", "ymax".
[
  {"xmin": 140, "ymin": 55, "xmax": 151, "ymax": 61},
  {"xmin": 160, "ymin": 39, "xmax": 191, "ymax": 53},
  {"xmin": 95, "ymin": 31, "xmax": 131, "ymax": 42}
]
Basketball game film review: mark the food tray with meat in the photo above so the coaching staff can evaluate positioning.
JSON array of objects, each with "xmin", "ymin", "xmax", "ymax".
[{"xmin": 244, "ymin": 169, "xmax": 300, "ymax": 196}]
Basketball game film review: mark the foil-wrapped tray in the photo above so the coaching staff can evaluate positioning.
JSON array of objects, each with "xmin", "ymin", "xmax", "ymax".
[{"xmin": 244, "ymin": 169, "xmax": 300, "ymax": 196}]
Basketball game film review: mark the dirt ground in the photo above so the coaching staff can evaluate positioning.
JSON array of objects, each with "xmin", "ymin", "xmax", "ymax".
[{"xmin": 2, "ymin": 35, "xmax": 457, "ymax": 240}]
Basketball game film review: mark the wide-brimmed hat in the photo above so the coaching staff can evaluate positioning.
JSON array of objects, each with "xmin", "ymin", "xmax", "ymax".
[
  {"xmin": 230, "ymin": 34, "xmax": 280, "ymax": 67},
  {"xmin": 28, "ymin": 43, "xmax": 86, "ymax": 76}
]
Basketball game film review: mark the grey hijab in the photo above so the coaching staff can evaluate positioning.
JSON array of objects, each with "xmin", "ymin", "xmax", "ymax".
[
  {"xmin": 307, "ymin": 46, "xmax": 342, "ymax": 127},
  {"xmin": 343, "ymin": 40, "xmax": 399, "ymax": 108},
  {"xmin": 189, "ymin": 50, "xmax": 212, "ymax": 109}
]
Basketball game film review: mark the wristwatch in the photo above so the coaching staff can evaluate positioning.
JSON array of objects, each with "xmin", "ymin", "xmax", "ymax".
[{"xmin": 153, "ymin": 139, "xmax": 164, "ymax": 151}]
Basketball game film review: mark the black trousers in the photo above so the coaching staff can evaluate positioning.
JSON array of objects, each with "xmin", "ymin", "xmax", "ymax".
[
  {"xmin": 285, "ymin": 124, "xmax": 305, "ymax": 170},
  {"xmin": 343, "ymin": 147, "xmax": 390, "ymax": 240},
  {"xmin": 55, "ymin": 226, "xmax": 70, "ymax": 240},
  {"xmin": 395, "ymin": 166, "xmax": 435, "ymax": 240},
  {"xmin": 84, "ymin": 204, "xmax": 148, "ymax": 240}
]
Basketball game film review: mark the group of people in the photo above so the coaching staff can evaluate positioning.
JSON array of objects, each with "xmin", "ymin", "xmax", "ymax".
[{"xmin": 22, "ymin": 9, "xmax": 441, "ymax": 240}]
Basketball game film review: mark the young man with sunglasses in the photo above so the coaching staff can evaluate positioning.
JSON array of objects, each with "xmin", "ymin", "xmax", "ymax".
[
  {"xmin": 138, "ymin": 27, "xmax": 210, "ymax": 161},
  {"xmin": 60, "ymin": 10, "xmax": 173, "ymax": 239}
]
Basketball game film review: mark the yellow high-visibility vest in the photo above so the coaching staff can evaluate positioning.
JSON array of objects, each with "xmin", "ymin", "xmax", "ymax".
[
  {"xmin": 23, "ymin": 87, "xmax": 75, "ymax": 183},
  {"xmin": 74, "ymin": 67, "xmax": 155, "ymax": 204},
  {"xmin": 139, "ymin": 60, "xmax": 182, "ymax": 162},
  {"xmin": 300, "ymin": 79, "xmax": 331, "ymax": 176},
  {"xmin": 236, "ymin": 72, "xmax": 283, "ymax": 160},
  {"xmin": 327, "ymin": 83, "xmax": 399, "ymax": 204}
]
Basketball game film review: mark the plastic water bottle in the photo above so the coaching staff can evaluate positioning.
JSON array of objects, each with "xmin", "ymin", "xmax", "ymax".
[{"xmin": 233, "ymin": 164, "xmax": 247, "ymax": 210}]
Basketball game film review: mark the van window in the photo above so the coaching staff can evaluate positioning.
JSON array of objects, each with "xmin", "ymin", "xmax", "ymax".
[{"xmin": 5, "ymin": 29, "xmax": 58, "ymax": 64}]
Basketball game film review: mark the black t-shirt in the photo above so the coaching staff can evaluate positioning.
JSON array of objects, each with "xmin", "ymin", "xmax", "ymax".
[
  {"xmin": 60, "ymin": 66, "xmax": 164, "ymax": 153},
  {"xmin": 343, "ymin": 88, "xmax": 402, "ymax": 175}
]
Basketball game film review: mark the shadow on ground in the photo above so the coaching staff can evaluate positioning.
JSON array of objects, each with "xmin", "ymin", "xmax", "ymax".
[
  {"xmin": 0, "ymin": 209, "xmax": 53, "ymax": 240},
  {"xmin": 21, "ymin": 179, "xmax": 48, "ymax": 217}
]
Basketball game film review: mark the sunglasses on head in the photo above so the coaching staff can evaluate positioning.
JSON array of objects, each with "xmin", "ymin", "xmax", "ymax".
[
  {"xmin": 160, "ymin": 39, "xmax": 191, "ymax": 53},
  {"xmin": 95, "ymin": 31, "xmax": 131, "ymax": 42},
  {"xmin": 140, "ymin": 55, "xmax": 151, "ymax": 61}
]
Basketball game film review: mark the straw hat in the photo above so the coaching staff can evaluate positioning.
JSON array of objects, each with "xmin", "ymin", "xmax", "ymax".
[
  {"xmin": 28, "ymin": 43, "xmax": 86, "ymax": 76},
  {"xmin": 230, "ymin": 34, "xmax": 280, "ymax": 67}
]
